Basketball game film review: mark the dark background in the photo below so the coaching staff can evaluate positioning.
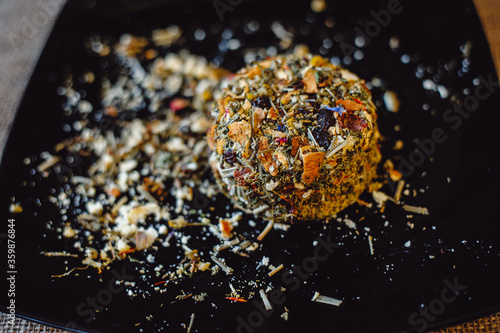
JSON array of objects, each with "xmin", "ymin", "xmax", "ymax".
[{"xmin": 1, "ymin": 0, "xmax": 500, "ymax": 332}]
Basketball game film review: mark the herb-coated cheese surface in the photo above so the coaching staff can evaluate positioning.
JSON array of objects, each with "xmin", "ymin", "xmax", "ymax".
[{"xmin": 208, "ymin": 52, "xmax": 381, "ymax": 221}]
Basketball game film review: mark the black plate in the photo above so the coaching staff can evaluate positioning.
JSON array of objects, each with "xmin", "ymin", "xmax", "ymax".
[{"xmin": 2, "ymin": 0, "xmax": 500, "ymax": 332}]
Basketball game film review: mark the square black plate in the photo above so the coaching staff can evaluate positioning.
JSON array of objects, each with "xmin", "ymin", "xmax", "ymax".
[{"xmin": 2, "ymin": 0, "xmax": 500, "ymax": 332}]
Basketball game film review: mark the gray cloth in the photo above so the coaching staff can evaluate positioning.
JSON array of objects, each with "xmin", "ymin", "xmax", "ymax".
[
  {"xmin": 0, "ymin": 0, "xmax": 66, "ymax": 162},
  {"xmin": 0, "ymin": 0, "xmax": 67, "ymax": 329}
]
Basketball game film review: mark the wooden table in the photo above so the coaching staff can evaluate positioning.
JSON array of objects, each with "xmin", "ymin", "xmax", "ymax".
[
  {"xmin": 474, "ymin": 0, "xmax": 500, "ymax": 75},
  {"xmin": 0, "ymin": 0, "xmax": 499, "ymax": 332}
]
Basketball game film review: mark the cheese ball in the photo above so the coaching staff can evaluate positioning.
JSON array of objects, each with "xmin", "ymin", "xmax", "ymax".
[{"xmin": 208, "ymin": 53, "xmax": 381, "ymax": 221}]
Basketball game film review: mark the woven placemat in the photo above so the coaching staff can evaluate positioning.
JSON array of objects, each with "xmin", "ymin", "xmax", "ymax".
[
  {"xmin": 1, "ymin": 311, "xmax": 500, "ymax": 332},
  {"xmin": 0, "ymin": 312, "xmax": 69, "ymax": 333},
  {"xmin": 429, "ymin": 312, "xmax": 500, "ymax": 333}
]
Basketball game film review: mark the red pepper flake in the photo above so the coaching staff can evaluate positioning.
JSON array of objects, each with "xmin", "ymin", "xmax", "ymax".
[
  {"xmin": 119, "ymin": 248, "xmax": 136, "ymax": 255},
  {"xmin": 280, "ymin": 196, "xmax": 295, "ymax": 213},
  {"xmin": 169, "ymin": 98, "xmax": 190, "ymax": 112},
  {"xmin": 104, "ymin": 106, "xmax": 118, "ymax": 117},
  {"xmin": 234, "ymin": 167, "xmax": 253, "ymax": 186},
  {"xmin": 226, "ymin": 297, "xmax": 248, "ymax": 302},
  {"xmin": 154, "ymin": 280, "xmax": 166, "ymax": 286},
  {"xmin": 341, "ymin": 113, "xmax": 368, "ymax": 132},
  {"xmin": 108, "ymin": 187, "xmax": 121, "ymax": 197},
  {"xmin": 219, "ymin": 219, "xmax": 233, "ymax": 239},
  {"xmin": 275, "ymin": 137, "xmax": 287, "ymax": 145}
]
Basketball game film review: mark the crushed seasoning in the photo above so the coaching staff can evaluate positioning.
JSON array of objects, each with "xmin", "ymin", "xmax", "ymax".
[{"xmin": 31, "ymin": 24, "xmax": 435, "ymax": 330}]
